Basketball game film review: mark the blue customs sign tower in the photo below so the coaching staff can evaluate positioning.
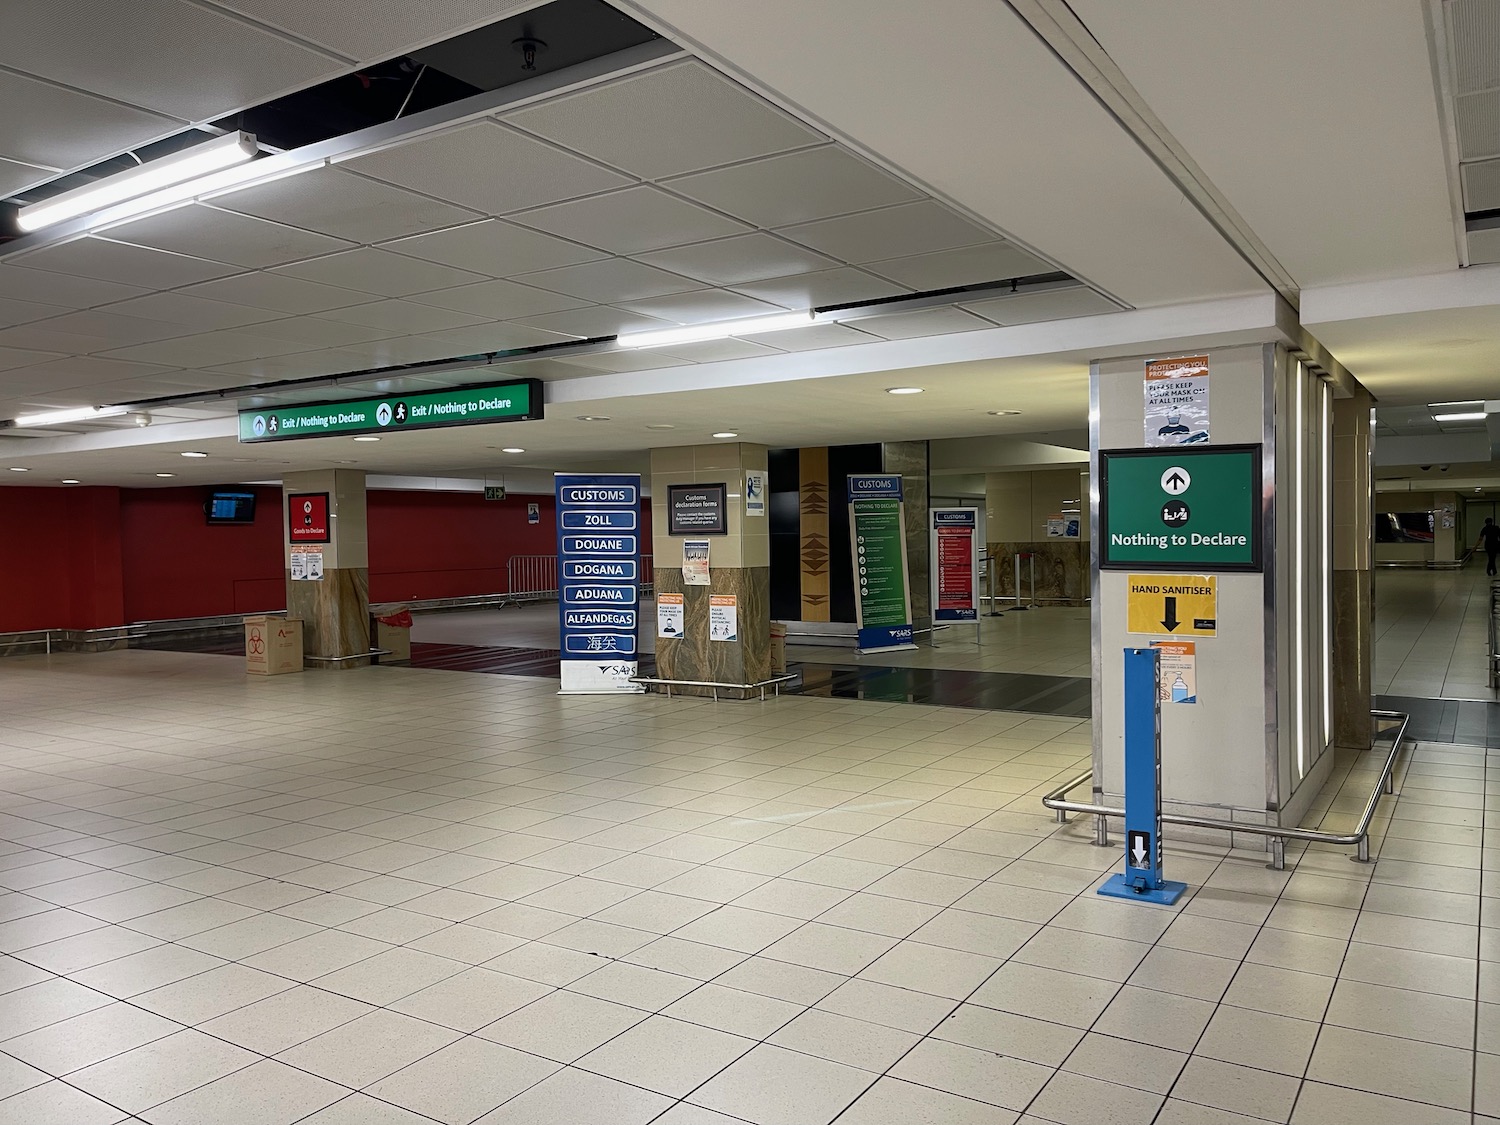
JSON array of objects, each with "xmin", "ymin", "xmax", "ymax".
[{"xmin": 555, "ymin": 474, "xmax": 643, "ymax": 694}]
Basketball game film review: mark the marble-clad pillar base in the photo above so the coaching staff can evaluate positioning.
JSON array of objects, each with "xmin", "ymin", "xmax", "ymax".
[
  {"xmin": 287, "ymin": 567, "xmax": 370, "ymax": 668},
  {"xmin": 1333, "ymin": 569, "xmax": 1373, "ymax": 749},
  {"xmin": 654, "ymin": 568, "xmax": 771, "ymax": 699}
]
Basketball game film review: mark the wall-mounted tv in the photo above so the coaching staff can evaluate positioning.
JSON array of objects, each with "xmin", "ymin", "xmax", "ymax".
[{"xmin": 205, "ymin": 490, "xmax": 257, "ymax": 525}]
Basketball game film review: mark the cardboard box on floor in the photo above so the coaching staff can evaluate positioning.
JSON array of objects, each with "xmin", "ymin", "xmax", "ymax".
[
  {"xmin": 374, "ymin": 621, "xmax": 411, "ymax": 663},
  {"xmin": 245, "ymin": 616, "xmax": 303, "ymax": 675}
]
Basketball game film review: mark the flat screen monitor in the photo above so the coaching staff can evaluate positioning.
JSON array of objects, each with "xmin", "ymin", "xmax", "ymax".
[{"xmin": 206, "ymin": 490, "xmax": 256, "ymax": 525}]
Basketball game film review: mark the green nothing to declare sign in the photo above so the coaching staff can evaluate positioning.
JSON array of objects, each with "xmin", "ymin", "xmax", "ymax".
[
  {"xmin": 238, "ymin": 379, "xmax": 543, "ymax": 442},
  {"xmin": 1099, "ymin": 444, "xmax": 1262, "ymax": 572}
]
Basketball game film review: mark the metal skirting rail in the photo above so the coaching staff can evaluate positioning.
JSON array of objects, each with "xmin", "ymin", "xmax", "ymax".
[
  {"xmin": 632, "ymin": 673, "xmax": 798, "ymax": 701},
  {"xmin": 1040, "ymin": 710, "xmax": 1409, "ymax": 871}
]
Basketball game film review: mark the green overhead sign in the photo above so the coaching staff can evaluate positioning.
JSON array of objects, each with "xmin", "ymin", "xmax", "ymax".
[
  {"xmin": 1099, "ymin": 444, "xmax": 1262, "ymax": 572},
  {"xmin": 238, "ymin": 379, "xmax": 543, "ymax": 442}
]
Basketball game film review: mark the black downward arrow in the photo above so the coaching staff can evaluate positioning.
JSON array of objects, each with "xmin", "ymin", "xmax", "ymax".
[{"xmin": 1162, "ymin": 596, "xmax": 1180, "ymax": 632}]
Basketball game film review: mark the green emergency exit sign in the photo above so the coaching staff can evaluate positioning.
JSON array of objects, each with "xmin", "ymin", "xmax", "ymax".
[
  {"xmin": 1099, "ymin": 445, "xmax": 1262, "ymax": 572},
  {"xmin": 238, "ymin": 379, "xmax": 543, "ymax": 442}
]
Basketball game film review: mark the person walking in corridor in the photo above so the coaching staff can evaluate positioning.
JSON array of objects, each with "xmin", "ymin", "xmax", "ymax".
[{"xmin": 1479, "ymin": 517, "xmax": 1500, "ymax": 576}]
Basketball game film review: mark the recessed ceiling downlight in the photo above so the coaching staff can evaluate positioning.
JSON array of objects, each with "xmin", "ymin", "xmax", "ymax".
[
  {"xmin": 155, "ymin": 473, "xmax": 174, "ymax": 478},
  {"xmin": 988, "ymin": 410, "xmax": 1023, "ymax": 416},
  {"xmin": 577, "ymin": 415, "xmax": 611, "ymax": 422},
  {"xmin": 645, "ymin": 423, "xmax": 675, "ymax": 430},
  {"xmin": 886, "ymin": 387, "xmax": 924, "ymax": 395},
  {"xmin": 501, "ymin": 447, "xmax": 525, "ymax": 453},
  {"xmin": 712, "ymin": 431, "xmax": 738, "ymax": 439},
  {"xmin": 61, "ymin": 479, "xmax": 80, "ymax": 484},
  {"xmin": 8, "ymin": 467, "xmax": 28, "ymax": 472},
  {"xmin": 353, "ymin": 436, "xmax": 381, "ymax": 442},
  {"xmin": 180, "ymin": 451, "xmax": 208, "ymax": 458}
]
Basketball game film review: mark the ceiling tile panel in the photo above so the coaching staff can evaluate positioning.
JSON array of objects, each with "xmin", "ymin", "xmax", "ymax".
[
  {"xmin": 178, "ymin": 272, "xmax": 381, "ymax": 314},
  {"xmin": 730, "ymin": 267, "xmax": 906, "ymax": 310},
  {"xmin": 14, "ymin": 238, "xmax": 238, "ymax": 288},
  {"xmin": 381, "ymin": 220, "xmax": 606, "ymax": 275},
  {"xmin": 1456, "ymin": 90, "xmax": 1500, "ymax": 161},
  {"xmin": 510, "ymin": 186, "xmax": 750, "ymax": 255},
  {"xmin": 777, "ymin": 201, "xmax": 996, "ymax": 264},
  {"xmin": 0, "ymin": 267, "xmax": 147, "ymax": 309},
  {"xmin": 406, "ymin": 279, "xmax": 591, "ymax": 319},
  {"xmin": 0, "ymin": 70, "xmax": 178, "ymax": 175},
  {"xmin": 204, "ymin": 0, "xmax": 537, "ymax": 64},
  {"xmin": 0, "ymin": 156, "xmax": 54, "ymax": 199},
  {"xmin": 256, "ymin": 316, "xmax": 410, "ymax": 348},
  {"xmin": 1461, "ymin": 158, "xmax": 1500, "ymax": 212},
  {"xmin": 866, "ymin": 242, "xmax": 1053, "ymax": 290},
  {"xmin": 664, "ymin": 146, "xmax": 922, "ymax": 227},
  {"xmin": 342, "ymin": 122, "xmax": 632, "ymax": 215},
  {"xmin": 328, "ymin": 337, "xmax": 461, "ymax": 368},
  {"xmin": 273, "ymin": 248, "xmax": 488, "ymax": 297},
  {"xmin": 735, "ymin": 323, "xmax": 878, "ymax": 351},
  {"xmin": 25, "ymin": 309, "xmax": 201, "ymax": 347},
  {"xmin": 0, "ymin": 298, "xmax": 72, "ymax": 330},
  {"xmin": 0, "ymin": 0, "xmax": 343, "ymax": 121},
  {"xmin": 616, "ymin": 289, "xmax": 784, "ymax": 324},
  {"xmin": 654, "ymin": 338, "xmax": 784, "ymax": 363},
  {"xmin": 849, "ymin": 307, "xmax": 994, "ymax": 340},
  {"xmin": 207, "ymin": 348, "xmax": 377, "ymax": 382},
  {"xmin": 0, "ymin": 323, "xmax": 116, "ymax": 354},
  {"xmin": 319, "ymin": 299, "xmax": 489, "ymax": 334},
  {"xmin": 410, "ymin": 322, "xmax": 576, "ymax": 354},
  {"xmin": 101, "ymin": 328, "xmax": 313, "ymax": 367},
  {"xmin": 0, "ymin": 346, "xmax": 68, "ymax": 372},
  {"xmin": 3, "ymin": 355, "xmax": 179, "ymax": 389},
  {"xmin": 517, "ymin": 258, "xmax": 702, "ymax": 303},
  {"xmin": 102, "ymin": 205, "xmax": 356, "ymax": 268},
  {"xmin": 100, "ymin": 292, "xmax": 288, "ymax": 331},
  {"xmin": 556, "ymin": 351, "xmax": 694, "ymax": 374},
  {"xmin": 506, "ymin": 306, "xmax": 671, "ymax": 339},
  {"xmin": 962, "ymin": 286, "xmax": 1121, "ymax": 325},
  {"xmin": 635, "ymin": 233, "xmax": 839, "ymax": 286},
  {"xmin": 504, "ymin": 60, "xmax": 823, "ymax": 179},
  {"xmin": 215, "ymin": 167, "xmax": 480, "ymax": 243}
]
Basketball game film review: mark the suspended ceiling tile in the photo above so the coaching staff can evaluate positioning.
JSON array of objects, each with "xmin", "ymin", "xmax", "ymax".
[
  {"xmin": 319, "ymin": 299, "xmax": 490, "ymax": 334},
  {"xmin": 866, "ymin": 242, "xmax": 1054, "ymax": 291},
  {"xmin": 343, "ymin": 121, "xmax": 632, "ymax": 216},
  {"xmin": 654, "ymin": 338, "xmax": 784, "ymax": 363},
  {"xmin": 0, "ymin": 298, "xmax": 72, "ymax": 330},
  {"xmin": 518, "ymin": 258, "xmax": 702, "ymax": 303},
  {"xmin": 26, "ymin": 309, "xmax": 201, "ymax": 347},
  {"xmin": 205, "ymin": 0, "xmax": 536, "ymax": 64},
  {"xmin": 0, "ymin": 70, "xmax": 178, "ymax": 175},
  {"xmin": 777, "ymin": 201, "xmax": 996, "ymax": 264},
  {"xmin": 381, "ymin": 219, "xmax": 607, "ymax": 276},
  {"xmin": 273, "ymin": 248, "xmax": 489, "ymax": 297},
  {"xmin": 504, "ymin": 59, "xmax": 823, "ymax": 180},
  {"xmin": 207, "ymin": 348, "xmax": 375, "ymax": 382},
  {"xmin": 101, "ymin": 291, "xmax": 289, "ymax": 331},
  {"xmin": 507, "ymin": 306, "xmax": 672, "ymax": 339},
  {"xmin": 558, "ymin": 350, "xmax": 694, "ymax": 374},
  {"xmin": 216, "ymin": 167, "xmax": 481, "ymax": 244},
  {"xmin": 335, "ymin": 336, "xmax": 464, "ymax": 368},
  {"xmin": 0, "ymin": 322, "xmax": 113, "ymax": 354},
  {"xmin": 735, "ymin": 323, "xmax": 878, "ymax": 351},
  {"xmin": 0, "ymin": 0, "xmax": 343, "ymax": 122},
  {"xmin": 730, "ymin": 267, "xmax": 906, "ymax": 310},
  {"xmin": 0, "ymin": 346, "xmax": 67, "ymax": 372},
  {"xmin": 239, "ymin": 315, "xmax": 405, "ymax": 348},
  {"xmin": 1461, "ymin": 158, "xmax": 1500, "ymax": 212},
  {"xmin": 850, "ymin": 306, "xmax": 995, "ymax": 340},
  {"xmin": 178, "ymin": 272, "xmax": 381, "ymax": 314},
  {"xmin": 962, "ymin": 286, "xmax": 1121, "ymax": 325},
  {"xmin": 101, "ymin": 205, "xmax": 356, "ymax": 269},
  {"xmin": 14, "ymin": 238, "xmax": 238, "ymax": 288},
  {"xmin": 511, "ymin": 186, "xmax": 750, "ymax": 255},
  {"xmin": 635, "ymin": 233, "xmax": 840, "ymax": 286},
  {"xmin": 0, "ymin": 266, "xmax": 147, "ymax": 310},
  {"xmin": 0, "ymin": 156, "xmax": 56, "ymax": 199},
  {"xmin": 410, "ymin": 322, "xmax": 577, "ymax": 354},
  {"xmin": 1456, "ymin": 89, "xmax": 1500, "ymax": 162},
  {"xmin": 102, "ymin": 328, "xmax": 312, "ymax": 367},
  {"xmin": 1467, "ymin": 225, "xmax": 1500, "ymax": 265},
  {"xmin": 664, "ymin": 145, "xmax": 923, "ymax": 228},
  {"xmin": 406, "ymin": 278, "xmax": 591, "ymax": 320},
  {"xmin": 3, "ymin": 355, "xmax": 179, "ymax": 389},
  {"xmin": 1451, "ymin": 0, "xmax": 1500, "ymax": 96},
  {"xmin": 615, "ymin": 289, "xmax": 785, "ymax": 325},
  {"xmin": 485, "ymin": 356, "xmax": 596, "ymax": 380}
]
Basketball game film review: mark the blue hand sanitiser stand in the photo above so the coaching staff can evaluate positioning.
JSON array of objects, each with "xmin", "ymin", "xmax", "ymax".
[{"xmin": 1097, "ymin": 647, "xmax": 1187, "ymax": 906}]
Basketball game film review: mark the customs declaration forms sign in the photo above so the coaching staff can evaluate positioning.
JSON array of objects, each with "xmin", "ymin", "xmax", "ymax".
[
  {"xmin": 848, "ymin": 475, "xmax": 917, "ymax": 653},
  {"xmin": 555, "ymin": 474, "xmax": 643, "ymax": 694}
]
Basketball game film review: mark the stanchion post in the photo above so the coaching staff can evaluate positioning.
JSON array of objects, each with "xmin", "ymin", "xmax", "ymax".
[{"xmin": 1097, "ymin": 647, "xmax": 1187, "ymax": 905}]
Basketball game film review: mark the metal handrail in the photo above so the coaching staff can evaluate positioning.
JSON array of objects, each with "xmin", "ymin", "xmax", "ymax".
[
  {"xmin": 632, "ymin": 673, "xmax": 797, "ymax": 701},
  {"xmin": 1041, "ymin": 710, "xmax": 1408, "ymax": 870},
  {"xmin": 1489, "ymin": 580, "xmax": 1499, "ymax": 690}
]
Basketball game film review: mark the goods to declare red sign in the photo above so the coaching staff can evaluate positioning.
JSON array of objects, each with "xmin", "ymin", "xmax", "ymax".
[
  {"xmin": 288, "ymin": 492, "xmax": 330, "ymax": 544},
  {"xmin": 932, "ymin": 508, "xmax": 978, "ymax": 622}
]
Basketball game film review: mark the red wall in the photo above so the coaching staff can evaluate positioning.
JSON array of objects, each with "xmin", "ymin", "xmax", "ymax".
[
  {"xmin": 119, "ymin": 486, "xmax": 286, "ymax": 622},
  {"xmin": 0, "ymin": 484, "xmax": 654, "ymax": 630}
]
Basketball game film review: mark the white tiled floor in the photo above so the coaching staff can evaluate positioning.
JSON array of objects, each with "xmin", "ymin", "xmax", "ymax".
[
  {"xmin": 1375, "ymin": 566, "xmax": 1498, "ymax": 700},
  {"xmin": 0, "ymin": 650, "xmax": 1494, "ymax": 1124}
]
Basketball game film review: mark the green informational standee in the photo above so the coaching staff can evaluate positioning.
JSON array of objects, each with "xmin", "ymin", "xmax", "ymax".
[
  {"xmin": 1100, "ymin": 444, "xmax": 1261, "ymax": 572},
  {"xmin": 238, "ymin": 379, "xmax": 543, "ymax": 442},
  {"xmin": 848, "ymin": 475, "xmax": 916, "ymax": 651}
]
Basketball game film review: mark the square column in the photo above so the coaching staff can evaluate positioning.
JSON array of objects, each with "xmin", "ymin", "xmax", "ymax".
[
  {"xmin": 1332, "ymin": 389, "xmax": 1374, "ymax": 749},
  {"xmin": 283, "ymin": 470, "xmax": 369, "ymax": 667},
  {"xmin": 651, "ymin": 444, "xmax": 770, "ymax": 698}
]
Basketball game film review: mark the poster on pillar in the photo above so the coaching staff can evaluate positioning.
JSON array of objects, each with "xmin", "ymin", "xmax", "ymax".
[
  {"xmin": 1144, "ymin": 355, "xmax": 1209, "ymax": 447},
  {"xmin": 848, "ymin": 475, "xmax": 917, "ymax": 652},
  {"xmin": 555, "ymin": 473, "xmax": 643, "ymax": 695},
  {"xmin": 930, "ymin": 508, "xmax": 978, "ymax": 623},
  {"xmin": 290, "ymin": 545, "xmax": 324, "ymax": 581}
]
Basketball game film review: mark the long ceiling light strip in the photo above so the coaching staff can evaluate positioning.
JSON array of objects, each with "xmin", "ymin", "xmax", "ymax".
[
  {"xmin": 616, "ymin": 311, "xmax": 818, "ymax": 349},
  {"xmin": 17, "ymin": 133, "xmax": 260, "ymax": 232},
  {"xmin": 12, "ymin": 405, "xmax": 129, "ymax": 428}
]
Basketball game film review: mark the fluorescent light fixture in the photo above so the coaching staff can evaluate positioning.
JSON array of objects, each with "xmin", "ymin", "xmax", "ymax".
[
  {"xmin": 17, "ymin": 132, "xmax": 259, "ymax": 232},
  {"xmin": 988, "ymin": 409, "xmax": 1022, "ymax": 416},
  {"xmin": 180, "ymin": 451, "xmax": 209, "ymax": 458},
  {"xmin": 12, "ymin": 405, "xmax": 128, "ymax": 428},
  {"xmin": 617, "ymin": 311, "xmax": 815, "ymax": 349},
  {"xmin": 1428, "ymin": 400, "xmax": 1482, "ymax": 408},
  {"xmin": 886, "ymin": 387, "xmax": 924, "ymax": 395},
  {"xmin": 1433, "ymin": 412, "xmax": 1487, "ymax": 422},
  {"xmin": 576, "ymin": 415, "xmax": 611, "ymax": 422}
]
